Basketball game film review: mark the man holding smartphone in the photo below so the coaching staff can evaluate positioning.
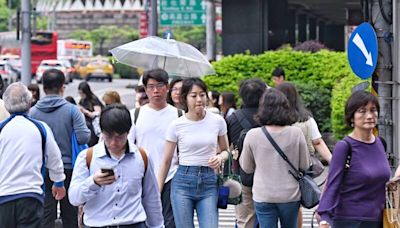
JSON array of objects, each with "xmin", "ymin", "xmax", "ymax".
[{"xmin": 69, "ymin": 104, "xmax": 163, "ymax": 228}]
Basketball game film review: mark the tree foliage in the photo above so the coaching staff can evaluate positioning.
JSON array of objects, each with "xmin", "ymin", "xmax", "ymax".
[
  {"xmin": 171, "ymin": 26, "xmax": 206, "ymax": 51},
  {"xmin": 203, "ymin": 48, "xmax": 358, "ymax": 136},
  {"xmin": 69, "ymin": 25, "xmax": 139, "ymax": 55},
  {"xmin": 0, "ymin": 0, "xmax": 9, "ymax": 32}
]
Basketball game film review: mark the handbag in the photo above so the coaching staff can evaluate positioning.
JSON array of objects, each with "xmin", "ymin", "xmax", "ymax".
[
  {"xmin": 70, "ymin": 106, "xmax": 89, "ymax": 168},
  {"xmin": 71, "ymin": 129, "xmax": 88, "ymax": 168},
  {"xmin": 308, "ymin": 155, "xmax": 324, "ymax": 178},
  {"xmin": 217, "ymin": 151, "xmax": 242, "ymax": 208},
  {"xmin": 384, "ymin": 186, "xmax": 400, "ymax": 228},
  {"xmin": 91, "ymin": 115, "xmax": 101, "ymax": 137},
  {"xmin": 261, "ymin": 127, "xmax": 321, "ymax": 209}
]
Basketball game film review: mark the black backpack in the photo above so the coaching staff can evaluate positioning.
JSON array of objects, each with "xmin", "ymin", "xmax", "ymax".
[
  {"xmin": 233, "ymin": 110, "xmax": 258, "ymax": 156},
  {"xmin": 232, "ymin": 110, "xmax": 259, "ymax": 187}
]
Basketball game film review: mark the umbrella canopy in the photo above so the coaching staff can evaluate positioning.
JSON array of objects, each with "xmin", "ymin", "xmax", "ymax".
[{"xmin": 110, "ymin": 36, "xmax": 215, "ymax": 78}]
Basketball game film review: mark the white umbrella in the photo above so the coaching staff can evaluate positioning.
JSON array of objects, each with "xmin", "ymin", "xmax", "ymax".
[{"xmin": 110, "ymin": 36, "xmax": 215, "ymax": 78}]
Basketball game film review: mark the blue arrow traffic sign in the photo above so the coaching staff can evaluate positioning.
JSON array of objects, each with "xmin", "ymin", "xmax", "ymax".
[{"xmin": 347, "ymin": 22, "xmax": 378, "ymax": 79}]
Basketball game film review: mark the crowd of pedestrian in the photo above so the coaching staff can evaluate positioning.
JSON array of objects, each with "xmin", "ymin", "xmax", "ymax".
[{"xmin": 0, "ymin": 65, "xmax": 399, "ymax": 228}]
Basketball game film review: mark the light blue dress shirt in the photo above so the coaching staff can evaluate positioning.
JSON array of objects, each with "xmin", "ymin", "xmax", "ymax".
[{"xmin": 68, "ymin": 141, "xmax": 164, "ymax": 227}]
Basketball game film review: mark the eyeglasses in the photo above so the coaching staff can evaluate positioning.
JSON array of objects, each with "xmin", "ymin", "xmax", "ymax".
[
  {"xmin": 171, "ymin": 87, "xmax": 181, "ymax": 92},
  {"xmin": 356, "ymin": 108, "xmax": 378, "ymax": 116},
  {"xmin": 102, "ymin": 133, "xmax": 127, "ymax": 142},
  {"xmin": 146, "ymin": 82, "xmax": 166, "ymax": 90}
]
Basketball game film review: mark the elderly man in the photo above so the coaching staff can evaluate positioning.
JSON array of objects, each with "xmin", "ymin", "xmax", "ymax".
[
  {"xmin": 69, "ymin": 104, "xmax": 164, "ymax": 228},
  {"xmin": 0, "ymin": 82, "xmax": 66, "ymax": 228}
]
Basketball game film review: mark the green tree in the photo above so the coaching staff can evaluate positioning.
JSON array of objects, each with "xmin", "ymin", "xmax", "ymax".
[
  {"xmin": 171, "ymin": 26, "xmax": 206, "ymax": 50},
  {"xmin": 69, "ymin": 29, "xmax": 92, "ymax": 41},
  {"xmin": 0, "ymin": 0, "xmax": 9, "ymax": 31},
  {"xmin": 69, "ymin": 26, "xmax": 139, "ymax": 55},
  {"xmin": 36, "ymin": 16, "xmax": 48, "ymax": 30}
]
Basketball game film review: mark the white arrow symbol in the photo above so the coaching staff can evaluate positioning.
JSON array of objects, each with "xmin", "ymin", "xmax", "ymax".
[{"xmin": 352, "ymin": 33, "xmax": 373, "ymax": 66}]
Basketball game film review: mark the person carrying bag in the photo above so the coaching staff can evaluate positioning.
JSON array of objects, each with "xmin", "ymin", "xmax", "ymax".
[{"xmin": 261, "ymin": 127, "xmax": 321, "ymax": 209}]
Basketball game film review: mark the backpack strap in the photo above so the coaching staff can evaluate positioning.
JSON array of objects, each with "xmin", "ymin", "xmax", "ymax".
[
  {"xmin": 86, "ymin": 147, "xmax": 94, "ymax": 169},
  {"xmin": 0, "ymin": 114, "xmax": 47, "ymax": 156},
  {"xmin": 85, "ymin": 146, "xmax": 147, "ymax": 173},
  {"xmin": 233, "ymin": 110, "xmax": 253, "ymax": 130},
  {"xmin": 379, "ymin": 136, "xmax": 387, "ymax": 151},
  {"xmin": 342, "ymin": 139, "xmax": 352, "ymax": 170},
  {"xmin": 177, "ymin": 109, "xmax": 183, "ymax": 117},
  {"xmin": 134, "ymin": 107, "xmax": 140, "ymax": 125},
  {"xmin": 138, "ymin": 147, "xmax": 148, "ymax": 173},
  {"xmin": 0, "ymin": 114, "xmax": 47, "ymax": 191}
]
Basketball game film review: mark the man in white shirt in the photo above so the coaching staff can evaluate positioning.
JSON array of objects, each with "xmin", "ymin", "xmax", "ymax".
[
  {"xmin": 0, "ymin": 83, "xmax": 66, "ymax": 228},
  {"xmin": 128, "ymin": 69, "xmax": 181, "ymax": 228},
  {"xmin": 69, "ymin": 104, "xmax": 163, "ymax": 227}
]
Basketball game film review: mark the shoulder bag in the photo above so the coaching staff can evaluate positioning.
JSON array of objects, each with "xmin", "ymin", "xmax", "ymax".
[
  {"xmin": 261, "ymin": 127, "xmax": 321, "ymax": 209},
  {"xmin": 217, "ymin": 151, "xmax": 242, "ymax": 209}
]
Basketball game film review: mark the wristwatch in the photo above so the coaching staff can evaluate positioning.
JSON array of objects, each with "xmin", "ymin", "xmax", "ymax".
[{"xmin": 319, "ymin": 220, "xmax": 329, "ymax": 226}]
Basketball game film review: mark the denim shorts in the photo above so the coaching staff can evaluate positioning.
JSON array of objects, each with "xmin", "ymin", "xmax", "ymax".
[{"xmin": 171, "ymin": 165, "xmax": 218, "ymax": 228}]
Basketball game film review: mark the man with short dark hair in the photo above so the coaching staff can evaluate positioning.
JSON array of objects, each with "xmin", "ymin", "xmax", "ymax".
[
  {"xmin": 30, "ymin": 69, "xmax": 90, "ymax": 228},
  {"xmin": 69, "ymin": 104, "xmax": 164, "ymax": 227},
  {"xmin": 271, "ymin": 67, "xmax": 286, "ymax": 86},
  {"xmin": 226, "ymin": 78, "xmax": 267, "ymax": 228},
  {"xmin": 0, "ymin": 83, "xmax": 66, "ymax": 228},
  {"xmin": 128, "ymin": 68, "xmax": 181, "ymax": 228}
]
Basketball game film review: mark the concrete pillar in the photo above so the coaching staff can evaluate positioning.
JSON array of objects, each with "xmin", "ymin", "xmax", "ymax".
[
  {"xmin": 267, "ymin": 0, "xmax": 288, "ymax": 49},
  {"xmin": 309, "ymin": 17, "xmax": 317, "ymax": 40},
  {"xmin": 297, "ymin": 14, "xmax": 307, "ymax": 42},
  {"xmin": 286, "ymin": 10, "xmax": 296, "ymax": 45},
  {"xmin": 324, "ymin": 24, "xmax": 345, "ymax": 51},
  {"xmin": 222, "ymin": 0, "xmax": 266, "ymax": 55}
]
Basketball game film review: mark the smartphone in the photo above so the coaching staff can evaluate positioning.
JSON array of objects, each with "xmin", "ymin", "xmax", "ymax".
[{"xmin": 101, "ymin": 168, "xmax": 115, "ymax": 177}]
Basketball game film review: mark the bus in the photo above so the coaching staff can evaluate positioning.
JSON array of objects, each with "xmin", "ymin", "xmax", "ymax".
[
  {"xmin": 0, "ymin": 31, "xmax": 57, "ymax": 75},
  {"xmin": 57, "ymin": 39, "xmax": 93, "ymax": 59}
]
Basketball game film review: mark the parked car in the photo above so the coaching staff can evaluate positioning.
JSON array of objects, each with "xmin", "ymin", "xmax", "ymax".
[
  {"xmin": 4, "ymin": 58, "xmax": 21, "ymax": 80},
  {"xmin": 79, "ymin": 57, "xmax": 113, "ymax": 82},
  {"xmin": 59, "ymin": 59, "xmax": 75, "ymax": 82},
  {"xmin": 36, "ymin": 59, "xmax": 71, "ymax": 83},
  {"xmin": 74, "ymin": 58, "xmax": 89, "ymax": 79},
  {"xmin": 0, "ymin": 60, "xmax": 18, "ymax": 84}
]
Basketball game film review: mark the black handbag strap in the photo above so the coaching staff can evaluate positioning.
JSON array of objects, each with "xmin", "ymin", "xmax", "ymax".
[{"xmin": 261, "ymin": 127, "xmax": 302, "ymax": 178}]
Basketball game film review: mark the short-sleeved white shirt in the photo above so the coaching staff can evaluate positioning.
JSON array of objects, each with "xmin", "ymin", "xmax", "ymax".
[
  {"xmin": 166, "ymin": 111, "xmax": 227, "ymax": 166},
  {"xmin": 308, "ymin": 117, "xmax": 322, "ymax": 140}
]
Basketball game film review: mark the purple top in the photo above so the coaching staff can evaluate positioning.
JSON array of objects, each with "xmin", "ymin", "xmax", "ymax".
[{"xmin": 317, "ymin": 136, "xmax": 391, "ymax": 223}]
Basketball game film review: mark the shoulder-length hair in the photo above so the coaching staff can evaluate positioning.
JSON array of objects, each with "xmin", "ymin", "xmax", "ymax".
[
  {"xmin": 344, "ymin": 90, "xmax": 380, "ymax": 127},
  {"xmin": 255, "ymin": 88, "xmax": 296, "ymax": 126},
  {"xmin": 276, "ymin": 82, "xmax": 311, "ymax": 122},
  {"xmin": 180, "ymin": 78, "xmax": 208, "ymax": 112},
  {"xmin": 167, "ymin": 77, "xmax": 183, "ymax": 106}
]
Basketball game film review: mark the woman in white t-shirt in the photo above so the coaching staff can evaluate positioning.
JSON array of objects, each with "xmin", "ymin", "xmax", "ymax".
[
  {"xmin": 276, "ymin": 82, "xmax": 332, "ymax": 228},
  {"xmin": 158, "ymin": 78, "xmax": 230, "ymax": 228}
]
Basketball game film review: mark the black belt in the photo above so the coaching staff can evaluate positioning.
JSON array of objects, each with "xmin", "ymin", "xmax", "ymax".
[{"xmin": 91, "ymin": 221, "xmax": 145, "ymax": 228}]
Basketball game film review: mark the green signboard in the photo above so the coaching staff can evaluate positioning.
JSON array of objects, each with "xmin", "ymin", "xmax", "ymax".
[{"xmin": 160, "ymin": 0, "xmax": 206, "ymax": 26}]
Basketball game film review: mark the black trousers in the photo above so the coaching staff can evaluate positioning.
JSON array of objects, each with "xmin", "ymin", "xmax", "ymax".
[
  {"xmin": 42, "ymin": 169, "xmax": 78, "ymax": 228},
  {"xmin": 89, "ymin": 221, "xmax": 146, "ymax": 228},
  {"xmin": 0, "ymin": 197, "xmax": 43, "ymax": 228},
  {"xmin": 161, "ymin": 179, "xmax": 176, "ymax": 228},
  {"xmin": 333, "ymin": 219, "xmax": 382, "ymax": 228}
]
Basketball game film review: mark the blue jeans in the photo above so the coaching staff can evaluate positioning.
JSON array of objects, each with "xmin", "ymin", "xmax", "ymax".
[
  {"xmin": 254, "ymin": 201, "xmax": 300, "ymax": 228},
  {"xmin": 171, "ymin": 165, "xmax": 218, "ymax": 228}
]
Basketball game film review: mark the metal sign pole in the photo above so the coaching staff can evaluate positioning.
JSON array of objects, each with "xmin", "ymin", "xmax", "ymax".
[
  {"xmin": 21, "ymin": 0, "xmax": 31, "ymax": 86},
  {"xmin": 371, "ymin": 0, "xmax": 394, "ymax": 168},
  {"xmin": 392, "ymin": 0, "xmax": 400, "ymax": 169}
]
